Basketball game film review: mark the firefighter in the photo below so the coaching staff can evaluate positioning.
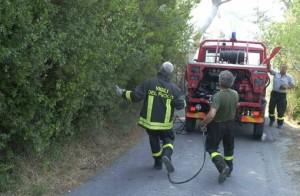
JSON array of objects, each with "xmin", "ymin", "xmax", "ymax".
[
  {"xmin": 115, "ymin": 62, "xmax": 185, "ymax": 173},
  {"xmin": 200, "ymin": 70, "xmax": 239, "ymax": 184},
  {"xmin": 269, "ymin": 64, "xmax": 295, "ymax": 129}
]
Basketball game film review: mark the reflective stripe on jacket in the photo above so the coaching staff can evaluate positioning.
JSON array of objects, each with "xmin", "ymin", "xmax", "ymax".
[{"xmin": 122, "ymin": 72, "xmax": 185, "ymax": 130}]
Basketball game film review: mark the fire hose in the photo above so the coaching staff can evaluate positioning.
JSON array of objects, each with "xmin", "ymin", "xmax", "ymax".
[{"xmin": 168, "ymin": 117, "xmax": 207, "ymax": 184}]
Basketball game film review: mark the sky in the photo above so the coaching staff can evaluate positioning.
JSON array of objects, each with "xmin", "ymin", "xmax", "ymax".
[{"xmin": 190, "ymin": 0, "xmax": 286, "ymax": 40}]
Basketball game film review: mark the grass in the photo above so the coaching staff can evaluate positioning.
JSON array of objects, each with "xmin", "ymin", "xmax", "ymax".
[{"xmin": 0, "ymin": 107, "xmax": 143, "ymax": 196}]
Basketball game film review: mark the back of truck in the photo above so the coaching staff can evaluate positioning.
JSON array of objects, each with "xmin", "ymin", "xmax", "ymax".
[{"xmin": 185, "ymin": 39, "xmax": 279, "ymax": 139}]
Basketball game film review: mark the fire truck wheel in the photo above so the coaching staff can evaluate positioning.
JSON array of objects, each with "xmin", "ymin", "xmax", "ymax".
[
  {"xmin": 253, "ymin": 123, "xmax": 264, "ymax": 140},
  {"xmin": 185, "ymin": 118, "xmax": 196, "ymax": 132}
]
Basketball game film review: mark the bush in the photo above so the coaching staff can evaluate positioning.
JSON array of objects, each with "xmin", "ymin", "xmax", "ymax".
[
  {"xmin": 263, "ymin": 0, "xmax": 300, "ymax": 122},
  {"xmin": 0, "ymin": 0, "xmax": 197, "ymax": 153}
]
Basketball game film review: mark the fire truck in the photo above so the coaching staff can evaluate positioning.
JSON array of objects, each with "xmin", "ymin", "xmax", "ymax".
[{"xmin": 185, "ymin": 33, "xmax": 281, "ymax": 139}]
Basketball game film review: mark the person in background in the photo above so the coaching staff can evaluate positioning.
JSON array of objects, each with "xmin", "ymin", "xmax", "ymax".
[{"xmin": 269, "ymin": 64, "xmax": 295, "ymax": 129}]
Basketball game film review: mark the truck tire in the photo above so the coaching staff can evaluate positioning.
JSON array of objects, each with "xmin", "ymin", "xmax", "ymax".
[
  {"xmin": 253, "ymin": 123, "xmax": 264, "ymax": 140},
  {"xmin": 185, "ymin": 118, "xmax": 196, "ymax": 132}
]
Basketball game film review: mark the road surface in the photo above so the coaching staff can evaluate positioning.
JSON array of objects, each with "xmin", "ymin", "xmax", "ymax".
[{"xmin": 69, "ymin": 121, "xmax": 299, "ymax": 196}]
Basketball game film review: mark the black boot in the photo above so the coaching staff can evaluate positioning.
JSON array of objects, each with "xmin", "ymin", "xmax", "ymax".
[
  {"xmin": 153, "ymin": 158, "xmax": 162, "ymax": 170},
  {"xmin": 212, "ymin": 156, "xmax": 230, "ymax": 184},
  {"xmin": 225, "ymin": 160, "xmax": 233, "ymax": 177},
  {"xmin": 162, "ymin": 156, "xmax": 175, "ymax": 173},
  {"xmin": 162, "ymin": 146, "xmax": 175, "ymax": 173},
  {"xmin": 269, "ymin": 120, "xmax": 274, "ymax": 127},
  {"xmin": 218, "ymin": 166, "xmax": 230, "ymax": 184}
]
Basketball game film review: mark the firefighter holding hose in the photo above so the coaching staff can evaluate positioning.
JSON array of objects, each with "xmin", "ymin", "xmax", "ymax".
[
  {"xmin": 200, "ymin": 70, "xmax": 239, "ymax": 184},
  {"xmin": 269, "ymin": 64, "xmax": 295, "ymax": 129},
  {"xmin": 115, "ymin": 62, "xmax": 185, "ymax": 173}
]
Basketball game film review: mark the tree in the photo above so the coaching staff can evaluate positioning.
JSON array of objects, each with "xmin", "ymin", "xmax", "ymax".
[
  {"xmin": 263, "ymin": 0, "xmax": 300, "ymax": 121},
  {"xmin": 0, "ymin": 0, "xmax": 199, "ymax": 154},
  {"xmin": 281, "ymin": 0, "xmax": 293, "ymax": 9},
  {"xmin": 196, "ymin": 0, "xmax": 232, "ymax": 34}
]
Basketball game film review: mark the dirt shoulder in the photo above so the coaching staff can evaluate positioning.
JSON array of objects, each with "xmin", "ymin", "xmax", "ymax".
[
  {"xmin": 279, "ymin": 120, "xmax": 300, "ymax": 192},
  {"xmin": 3, "ymin": 120, "xmax": 143, "ymax": 196}
]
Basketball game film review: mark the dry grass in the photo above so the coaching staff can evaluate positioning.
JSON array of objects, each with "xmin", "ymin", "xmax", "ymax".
[{"xmin": 2, "ymin": 119, "xmax": 143, "ymax": 196}]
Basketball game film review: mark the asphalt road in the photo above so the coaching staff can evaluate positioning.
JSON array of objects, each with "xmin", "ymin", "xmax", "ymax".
[{"xmin": 69, "ymin": 120, "xmax": 299, "ymax": 196}]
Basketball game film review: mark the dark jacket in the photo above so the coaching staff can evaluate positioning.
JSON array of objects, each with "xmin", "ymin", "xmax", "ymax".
[{"xmin": 122, "ymin": 71, "xmax": 185, "ymax": 130}]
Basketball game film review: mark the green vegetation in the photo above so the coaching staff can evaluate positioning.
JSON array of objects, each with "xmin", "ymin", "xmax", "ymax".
[
  {"xmin": 263, "ymin": 0, "xmax": 300, "ymax": 121},
  {"xmin": 0, "ymin": 0, "xmax": 200, "ymax": 193}
]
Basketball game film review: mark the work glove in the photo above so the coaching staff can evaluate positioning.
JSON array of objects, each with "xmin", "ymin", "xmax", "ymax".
[{"xmin": 115, "ymin": 85, "xmax": 125, "ymax": 97}]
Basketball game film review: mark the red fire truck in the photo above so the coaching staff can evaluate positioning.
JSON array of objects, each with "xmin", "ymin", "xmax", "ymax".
[{"xmin": 185, "ymin": 34, "xmax": 281, "ymax": 139}]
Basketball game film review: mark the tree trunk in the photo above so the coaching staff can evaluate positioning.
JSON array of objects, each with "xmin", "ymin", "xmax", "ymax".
[{"xmin": 197, "ymin": 0, "xmax": 232, "ymax": 34}]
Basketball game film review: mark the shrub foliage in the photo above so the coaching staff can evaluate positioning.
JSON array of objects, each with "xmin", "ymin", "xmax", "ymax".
[{"xmin": 0, "ymin": 0, "xmax": 198, "ymax": 152}]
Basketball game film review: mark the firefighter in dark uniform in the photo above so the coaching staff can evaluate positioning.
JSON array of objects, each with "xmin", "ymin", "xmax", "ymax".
[
  {"xmin": 269, "ymin": 64, "xmax": 295, "ymax": 129},
  {"xmin": 115, "ymin": 62, "xmax": 185, "ymax": 173},
  {"xmin": 200, "ymin": 70, "xmax": 238, "ymax": 184}
]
